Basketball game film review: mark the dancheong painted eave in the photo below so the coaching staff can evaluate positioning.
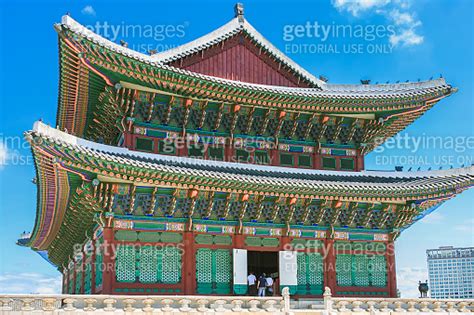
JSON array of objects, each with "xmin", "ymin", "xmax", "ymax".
[
  {"xmin": 24, "ymin": 121, "xmax": 474, "ymax": 264},
  {"xmin": 54, "ymin": 14, "xmax": 456, "ymax": 145}
]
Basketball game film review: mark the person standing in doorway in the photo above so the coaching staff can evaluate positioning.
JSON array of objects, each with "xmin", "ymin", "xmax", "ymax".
[
  {"xmin": 257, "ymin": 273, "xmax": 267, "ymax": 297},
  {"xmin": 265, "ymin": 275, "xmax": 274, "ymax": 296},
  {"xmin": 247, "ymin": 271, "xmax": 257, "ymax": 296}
]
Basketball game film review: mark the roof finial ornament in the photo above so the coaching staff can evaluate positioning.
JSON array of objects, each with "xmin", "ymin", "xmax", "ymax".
[{"xmin": 234, "ymin": 3, "xmax": 244, "ymax": 23}]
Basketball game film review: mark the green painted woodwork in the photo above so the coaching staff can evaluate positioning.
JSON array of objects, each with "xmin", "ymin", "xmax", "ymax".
[
  {"xmin": 188, "ymin": 144, "xmax": 205, "ymax": 158},
  {"xmin": 194, "ymin": 234, "xmax": 232, "ymax": 245},
  {"xmin": 115, "ymin": 230, "xmax": 138, "ymax": 242},
  {"xmin": 208, "ymin": 147, "xmax": 224, "ymax": 161},
  {"xmin": 255, "ymin": 150, "xmax": 270, "ymax": 164},
  {"xmin": 235, "ymin": 149, "xmax": 250, "ymax": 163},
  {"xmin": 245, "ymin": 237, "xmax": 279, "ymax": 247},
  {"xmin": 196, "ymin": 248, "xmax": 232, "ymax": 294},
  {"xmin": 75, "ymin": 262, "xmax": 83, "ymax": 294},
  {"xmin": 296, "ymin": 252, "xmax": 324, "ymax": 295},
  {"xmin": 115, "ymin": 245, "xmax": 182, "ymax": 284},
  {"xmin": 336, "ymin": 254, "xmax": 387, "ymax": 287},
  {"xmin": 114, "ymin": 288, "xmax": 182, "ymax": 293},
  {"xmin": 291, "ymin": 239, "xmax": 323, "ymax": 249},
  {"xmin": 298, "ymin": 154, "xmax": 312, "ymax": 168},
  {"xmin": 135, "ymin": 138, "xmax": 154, "ymax": 152},
  {"xmin": 280, "ymin": 153, "xmax": 294, "ymax": 166},
  {"xmin": 233, "ymin": 284, "xmax": 248, "ymax": 295},
  {"xmin": 84, "ymin": 261, "xmax": 92, "ymax": 294},
  {"xmin": 116, "ymin": 245, "xmax": 137, "ymax": 283},
  {"xmin": 158, "ymin": 140, "xmax": 176, "ymax": 155},
  {"xmin": 340, "ymin": 158, "xmax": 355, "ymax": 170},
  {"xmin": 95, "ymin": 243, "xmax": 103, "ymax": 290},
  {"xmin": 322, "ymin": 157, "xmax": 336, "ymax": 169}
]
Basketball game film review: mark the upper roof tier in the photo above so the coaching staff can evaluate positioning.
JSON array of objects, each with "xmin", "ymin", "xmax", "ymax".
[{"xmin": 54, "ymin": 14, "xmax": 455, "ymax": 151}]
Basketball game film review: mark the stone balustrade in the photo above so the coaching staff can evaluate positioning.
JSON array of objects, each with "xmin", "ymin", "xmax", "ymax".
[
  {"xmin": 0, "ymin": 287, "xmax": 473, "ymax": 314},
  {"xmin": 0, "ymin": 291, "xmax": 288, "ymax": 314},
  {"xmin": 323, "ymin": 287, "xmax": 474, "ymax": 313}
]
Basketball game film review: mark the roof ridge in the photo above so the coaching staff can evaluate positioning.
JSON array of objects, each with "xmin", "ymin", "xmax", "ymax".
[{"xmin": 150, "ymin": 16, "xmax": 324, "ymax": 87}]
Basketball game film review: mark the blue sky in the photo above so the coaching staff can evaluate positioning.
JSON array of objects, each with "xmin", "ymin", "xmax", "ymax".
[{"xmin": 0, "ymin": 0, "xmax": 472, "ymax": 296}]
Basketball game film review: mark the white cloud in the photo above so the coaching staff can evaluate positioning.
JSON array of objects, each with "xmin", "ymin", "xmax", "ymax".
[
  {"xmin": 332, "ymin": 0, "xmax": 424, "ymax": 47},
  {"xmin": 332, "ymin": 0, "xmax": 391, "ymax": 17},
  {"xmin": 397, "ymin": 267, "xmax": 428, "ymax": 298},
  {"xmin": 81, "ymin": 5, "xmax": 96, "ymax": 16},
  {"xmin": 0, "ymin": 273, "xmax": 62, "ymax": 294},
  {"xmin": 389, "ymin": 28, "xmax": 424, "ymax": 46}
]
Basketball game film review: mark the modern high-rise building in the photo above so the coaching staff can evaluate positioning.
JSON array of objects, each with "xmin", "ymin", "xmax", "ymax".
[{"xmin": 427, "ymin": 246, "xmax": 474, "ymax": 299}]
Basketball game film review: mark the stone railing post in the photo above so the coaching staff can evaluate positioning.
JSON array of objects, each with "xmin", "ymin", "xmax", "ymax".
[
  {"xmin": 62, "ymin": 298, "xmax": 76, "ymax": 311},
  {"xmin": 214, "ymin": 299, "xmax": 227, "ymax": 312},
  {"xmin": 323, "ymin": 286, "xmax": 333, "ymax": 312},
  {"xmin": 0, "ymin": 298, "xmax": 13, "ymax": 311},
  {"xmin": 248, "ymin": 300, "xmax": 261, "ymax": 312},
  {"xmin": 142, "ymin": 298, "xmax": 154, "ymax": 314},
  {"xmin": 122, "ymin": 298, "xmax": 136, "ymax": 313},
  {"xmin": 84, "ymin": 298, "xmax": 97, "ymax": 312},
  {"xmin": 263, "ymin": 299, "xmax": 278, "ymax": 313},
  {"xmin": 103, "ymin": 298, "xmax": 116, "ymax": 312},
  {"xmin": 178, "ymin": 299, "xmax": 192, "ymax": 312},
  {"xmin": 282, "ymin": 286, "xmax": 291, "ymax": 314},
  {"xmin": 231, "ymin": 299, "xmax": 244, "ymax": 312}
]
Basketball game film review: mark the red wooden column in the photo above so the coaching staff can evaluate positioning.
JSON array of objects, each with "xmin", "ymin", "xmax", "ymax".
[
  {"xmin": 386, "ymin": 241, "xmax": 398, "ymax": 297},
  {"xmin": 90, "ymin": 239, "xmax": 97, "ymax": 294},
  {"xmin": 356, "ymin": 150, "xmax": 365, "ymax": 171},
  {"xmin": 101, "ymin": 227, "xmax": 115, "ymax": 294},
  {"xmin": 183, "ymin": 231, "xmax": 196, "ymax": 294},
  {"xmin": 324, "ymin": 238, "xmax": 337, "ymax": 295}
]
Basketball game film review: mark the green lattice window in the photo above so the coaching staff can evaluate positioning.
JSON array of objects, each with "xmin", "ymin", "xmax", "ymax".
[
  {"xmin": 336, "ymin": 254, "xmax": 387, "ymax": 287},
  {"xmin": 116, "ymin": 245, "xmax": 182, "ymax": 284},
  {"xmin": 336, "ymin": 254, "xmax": 352, "ymax": 286},
  {"xmin": 116, "ymin": 245, "xmax": 137, "ymax": 283},
  {"xmin": 235, "ymin": 149, "xmax": 250, "ymax": 163},
  {"xmin": 196, "ymin": 248, "xmax": 232, "ymax": 294},
  {"xmin": 353, "ymin": 255, "xmax": 370, "ymax": 286},
  {"xmin": 340, "ymin": 158, "xmax": 355, "ymax": 170},
  {"xmin": 280, "ymin": 153, "xmax": 294, "ymax": 166},
  {"xmin": 297, "ymin": 252, "xmax": 323, "ymax": 295},
  {"xmin": 208, "ymin": 147, "xmax": 224, "ymax": 161},
  {"xmin": 322, "ymin": 157, "xmax": 336, "ymax": 169},
  {"xmin": 255, "ymin": 150, "xmax": 270, "ymax": 164},
  {"xmin": 369, "ymin": 256, "xmax": 387, "ymax": 287},
  {"xmin": 298, "ymin": 155, "xmax": 312, "ymax": 168},
  {"xmin": 135, "ymin": 138, "xmax": 154, "ymax": 152},
  {"xmin": 158, "ymin": 140, "xmax": 176, "ymax": 155},
  {"xmin": 188, "ymin": 144, "xmax": 205, "ymax": 158}
]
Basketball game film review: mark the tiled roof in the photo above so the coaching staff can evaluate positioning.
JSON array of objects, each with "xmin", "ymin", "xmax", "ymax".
[
  {"xmin": 31, "ymin": 121, "xmax": 474, "ymax": 193},
  {"xmin": 58, "ymin": 15, "xmax": 454, "ymax": 99}
]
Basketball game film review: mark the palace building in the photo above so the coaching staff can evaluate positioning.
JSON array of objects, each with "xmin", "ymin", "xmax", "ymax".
[{"xmin": 20, "ymin": 4, "xmax": 473, "ymax": 298}]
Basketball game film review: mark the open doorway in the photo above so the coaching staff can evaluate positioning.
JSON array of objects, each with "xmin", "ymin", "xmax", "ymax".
[{"xmin": 247, "ymin": 251, "xmax": 279, "ymax": 279}]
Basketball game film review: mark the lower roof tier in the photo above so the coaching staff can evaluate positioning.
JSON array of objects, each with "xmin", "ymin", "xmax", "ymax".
[{"xmin": 25, "ymin": 121, "xmax": 473, "ymax": 265}]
